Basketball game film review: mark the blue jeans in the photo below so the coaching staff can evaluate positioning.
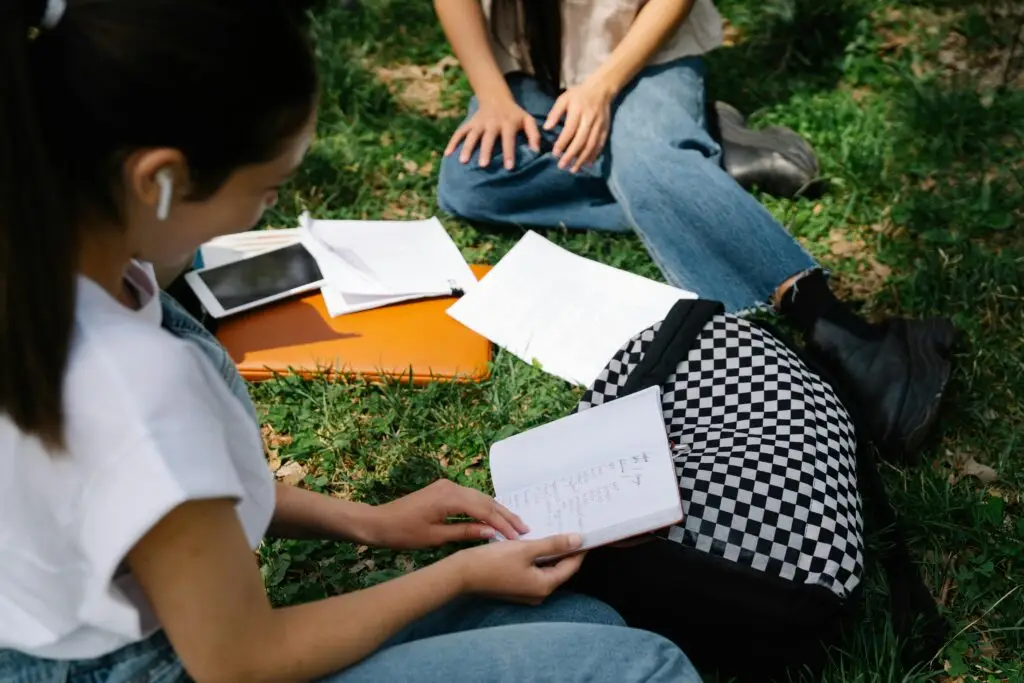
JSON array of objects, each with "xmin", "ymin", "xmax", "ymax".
[
  {"xmin": 0, "ymin": 593, "xmax": 699, "ymax": 683},
  {"xmin": 0, "ymin": 295, "xmax": 700, "ymax": 683},
  {"xmin": 437, "ymin": 58, "xmax": 818, "ymax": 313}
]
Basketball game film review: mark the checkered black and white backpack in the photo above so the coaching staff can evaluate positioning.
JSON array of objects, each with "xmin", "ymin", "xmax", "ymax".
[{"xmin": 566, "ymin": 299, "xmax": 946, "ymax": 682}]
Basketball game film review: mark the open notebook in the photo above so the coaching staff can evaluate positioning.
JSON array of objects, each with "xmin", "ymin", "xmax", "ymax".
[{"xmin": 489, "ymin": 386, "xmax": 682, "ymax": 551}]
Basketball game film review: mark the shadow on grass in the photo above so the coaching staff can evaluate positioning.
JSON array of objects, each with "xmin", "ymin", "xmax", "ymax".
[{"xmin": 708, "ymin": 0, "xmax": 872, "ymax": 113}]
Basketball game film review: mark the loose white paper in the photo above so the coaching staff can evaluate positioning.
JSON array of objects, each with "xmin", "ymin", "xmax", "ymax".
[
  {"xmin": 446, "ymin": 231, "xmax": 696, "ymax": 387},
  {"xmin": 298, "ymin": 213, "xmax": 478, "ymax": 317},
  {"xmin": 489, "ymin": 386, "xmax": 681, "ymax": 549}
]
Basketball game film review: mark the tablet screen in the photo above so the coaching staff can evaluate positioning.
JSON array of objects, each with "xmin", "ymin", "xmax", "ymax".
[{"xmin": 195, "ymin": 242, "xmax": 323, "ymax": 312}]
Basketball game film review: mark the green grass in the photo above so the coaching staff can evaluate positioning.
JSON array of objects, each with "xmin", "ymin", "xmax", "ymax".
[{"xmin": 254, "ymin": 1, "xmax": 1024, "ymax": 680}]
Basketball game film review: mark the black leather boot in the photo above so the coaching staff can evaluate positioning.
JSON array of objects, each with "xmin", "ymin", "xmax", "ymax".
[
  {"xmin": 715, "ymin": 101, "xmax": 827, "ymax": 200},
  {"xmin": 808, "ymin": 316, "xmax": 956, "ymax": 460}
]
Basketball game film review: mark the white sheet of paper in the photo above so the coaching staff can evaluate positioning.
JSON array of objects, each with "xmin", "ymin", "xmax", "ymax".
[
  {"xmin": 489, "ymin": 386, "xmax": 681, "ymax": 549},
  {"xmin": 446, "ymin": 231, "xmax": 696, "ymax": 387},
  {"xmin": 199, "ymin": 229, "xmax": 302, "ymax": 269},
  {"xmin": 299, "ymin": 213, "xmax": 477, "ymax": 298}
]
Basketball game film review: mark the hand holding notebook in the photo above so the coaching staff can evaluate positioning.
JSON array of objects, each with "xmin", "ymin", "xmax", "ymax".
[{"xmin": 488, "ymin": 386, "xmax": 682, "ymax": 553}]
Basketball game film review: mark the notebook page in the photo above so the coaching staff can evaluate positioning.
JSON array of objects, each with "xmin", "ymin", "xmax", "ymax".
[
  {"xmin": 489, "ymin": 386, "xmax": 681, "ymax": 544},
  {"xmin": 446, "ymin": 231, "xmax": 695, "ymax": 387},
  {"xmin": 301, "ymin": 214, "xmax": 477, "ymax": 297}
]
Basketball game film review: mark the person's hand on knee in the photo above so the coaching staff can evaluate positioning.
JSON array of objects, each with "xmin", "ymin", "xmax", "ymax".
[
  {"xmin": 545, "ymin": 78, "xmax": 613, "ymax": 174},
  {"xmin": 445, "ymin": 98, "xmax": 541, "ymax": 171}
]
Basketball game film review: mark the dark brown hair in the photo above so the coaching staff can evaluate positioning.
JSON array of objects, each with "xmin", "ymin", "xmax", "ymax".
[
  {"xmin": 489, "ymin": 0, "xmax": 563, "ymax": 96},
  {"xmin": 0, "ymin": 0, "xmax": 318, "ymax": 447}
]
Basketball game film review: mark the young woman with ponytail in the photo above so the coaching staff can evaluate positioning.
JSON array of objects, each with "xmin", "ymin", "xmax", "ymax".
[{"xmin": 0, "ymin": 2, "xmax": 700, "ymax": 681}]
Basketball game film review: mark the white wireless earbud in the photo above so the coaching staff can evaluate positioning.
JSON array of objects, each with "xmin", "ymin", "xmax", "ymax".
[{"xmin": 155, "ymin": 168, "xmax": 174, "ymax": 221}]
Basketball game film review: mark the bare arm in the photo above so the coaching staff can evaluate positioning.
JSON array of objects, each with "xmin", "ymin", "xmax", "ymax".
[
  {"xmin": 129, "ymin": 499, "xmax": 466, "ymax": 683},
  {"xmin": 434, "ymin": 0, "xmax": 514, "ymax": 107},
  {"xmin": 588, "ymin": 0, "xmax": 696, "ymax": 98},
  {"xmin": 267, "ymin": 481, "xmax": 377, "ymax": 542},
  {"xmin": 128, "ymin": 499, "xmax": 582, "ymax": 683}
]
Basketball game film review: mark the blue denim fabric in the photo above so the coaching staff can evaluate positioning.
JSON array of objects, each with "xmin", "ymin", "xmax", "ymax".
[
  {"xmin": 1, "ymin": 594, "xmax": 700, "ymax": 683},
  {"xmin": 322, "ymin": 592, "xmax": 701, "ymax": 683},
  {"xmin": 437, "ymin": 57, "xmax": 819, "ymax": 313},
  {"xmin": 1, "ymin": 297, "xmax": 700, "ymax": 682}
]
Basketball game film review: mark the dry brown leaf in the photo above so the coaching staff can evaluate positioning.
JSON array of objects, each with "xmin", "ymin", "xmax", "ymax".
[
  {"xmin": 348, "ymin": 558, "xmax": 375, "ymax": 574},
  {"xmin": 275, "ymin": 460, "xmax": 307, "ymax": 486},
  {"xmin": 721, "ymin": 19, "xmax": 743, "ymax": 48},
  {"xmin": 945, "ymin": 449, "xmax": 999, "ymax": 485},
  {"xmin": 266, "ymin": 451, "xmax": 282, "ymax": 473},
  {"xmin": 261, "ymin": 424, "xmax": 293, "ymax": 449},
  {"xmin": 827, "ymin": 229, "xmax": 867, "ymax": 258},
  {"xmin": 961, "ymin": 457, "xmax": 998, "ymax": 484}
]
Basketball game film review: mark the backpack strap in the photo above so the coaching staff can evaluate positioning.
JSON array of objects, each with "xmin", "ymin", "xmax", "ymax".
[{"xmin": 620, "ymin": 299, "xmax": 724, "ymax": 397}]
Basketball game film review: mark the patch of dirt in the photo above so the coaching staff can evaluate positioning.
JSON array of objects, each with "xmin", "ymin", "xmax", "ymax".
[
  {"xmin": 379, "ymin": 190, "xmax": 432, "ymax": 220},
  {"xmin": 372, "ymin": 55, "xmax": 462, "ymax": 118},
  {"xmin": 823, "ymin": 228, "xmax": 893, "ymax": 303}
]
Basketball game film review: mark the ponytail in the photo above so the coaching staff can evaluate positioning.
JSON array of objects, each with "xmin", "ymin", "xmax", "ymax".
[
  {"xmin": 0, "ymin": 0, "xmax": 317, "ymax": 450},
  {"xmin": 0, "ymin": 2, "xmax": 77, "ymax": 448}
]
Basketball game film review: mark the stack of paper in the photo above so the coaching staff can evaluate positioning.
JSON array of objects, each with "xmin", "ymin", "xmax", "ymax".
[
  {"xmin": 198, "ymin": 229, "xmax": 302, "ymax": 269},
  {"xmin": 446, "ymin": 231, "xmax": 696, "ymax": 387},
  {"xmin": 298, "ymin": 213, "xmax": 478, "ymax": 317}
]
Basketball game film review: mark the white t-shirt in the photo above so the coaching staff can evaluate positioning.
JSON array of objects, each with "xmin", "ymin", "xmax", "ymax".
[{"xmin": 0, "ymin": 262, "xmax": 275, "ymax": 660}]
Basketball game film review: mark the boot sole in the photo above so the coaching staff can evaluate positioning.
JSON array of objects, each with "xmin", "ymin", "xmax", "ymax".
[{"xmin": 885, "ymin": 318, "xmax": 957, "ymax": 458}]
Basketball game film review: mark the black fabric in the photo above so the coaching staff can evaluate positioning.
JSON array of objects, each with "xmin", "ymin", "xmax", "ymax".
[
  {"xmin": 567, "ymin": 540, "xmax": 852, "ymax": 682},
  {"xmin": 778, "ymin": 269, "xmax": 881, "ymax": 340},
  {"xmin": 620, "ymin": 299, "xmax": 723, "ymax": 397}
]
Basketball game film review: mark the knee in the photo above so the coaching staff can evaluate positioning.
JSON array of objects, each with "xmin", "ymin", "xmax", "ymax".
[
  {"xmin": 436, "ymin": 153, "xmax": 474, "ymax": 217},
  {"xmin": 627, "ymin": 631, "xmax": 702, "ymax": 683},
  {"xmin": 437, "ymin": 153, "xmax": 503, "ymax": 220},
  {"xmin": 542, "ymin": 592, "xmax": 627, "ymax": 627}
]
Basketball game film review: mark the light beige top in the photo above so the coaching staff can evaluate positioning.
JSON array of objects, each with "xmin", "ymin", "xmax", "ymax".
[{"xmin": 481, "ymin": 0, "xmax": 724, "ymax": 88}]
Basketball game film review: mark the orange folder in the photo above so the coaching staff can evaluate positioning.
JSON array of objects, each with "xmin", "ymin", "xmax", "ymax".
[{"xmin": 216, "ymin": 265, "xmax": 493, "ymax": 384}]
